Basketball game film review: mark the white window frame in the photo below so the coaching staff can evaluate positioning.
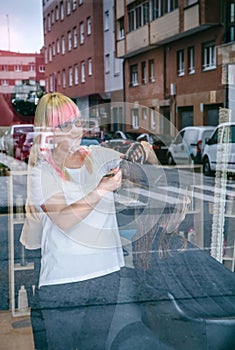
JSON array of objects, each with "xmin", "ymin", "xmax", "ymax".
[
  {"xmin": 80, "ymin": 22, "xmax": 85, "ymax": 44},
  {"xmin": 62, "ymin": 69, "xmax": 66, "ymax": 88},
  {"xmin": 51, "ymin": 9, "xmax": 55, "ymax": 24},
  {"xmin": 68, "ymin": 31, "xmax": 72, "ymax": 51},
  {"xmin": 87, "ymin": 17, "xmax": 91, "ymax": 35},
  {"xmin": 29, "ymin": 64, "xmax": 35, "ymax": 72},
  {"xmin": 1, "ymin": 79, "xmax": 9, "ymax": 86},
  {"xmin": 142, "ymin": 61, "xmax": 147, "ymax": 84},
  {"xmin": 47, "ymin": 13, "xmax": 51, "ymax": 31},
  {"xmin": 39, "ymin": 65, "xmax": 45, "ymax": 73},
  {"xmin": 203, "ymin": 42, "xmax": 216, "ymax": 71},
  {"xmin": 52, "ymin": 42, "xmax": 56, "ymax": 56},
  {"xmin": 117, "ymin": 17, "xmax": 124, "ymax": 39},
  {"xmin": 131, "ymin": 64, "xmax": 138, "ymax": 86},
  {"xmin": 57, "ymin": 71, "xmax": 61, "ymax": 86},
  {"xmin": 60, "ymin": 1, "xmax": 64, "ymax": 21},
  {"xmin": 72, "ymin": 0, "xmax": 77, "ymax": 11},
  {"xmin": 177, "ymin": 49, "xmax": 185, "ymax": 76},
  {"xmin": 55, "ymin": 6, "xmax": 59, "ymax": 21},
  {"xmin": 45, "ymin": 48, "xmax": 48, "ymax": 64},
  {"xmin": 67, "ymin": 0, "xmax": 71, "ymax": 15},
  {"xmin": 188, "ymin": 46, "xmax": 195, "ymax": 74},
  {"xmin": 56, "ymin": 39, "xmax": 60, "ymax": 53},
  {"xmin": 105, "ymin": 54, "xmax": 110, "ymax": 73},
  {"xmin": 81, "ymin": 61, "xmax": 86, "ymax": 83},
  {"xmin": 49, "ymin": 45, "xmax": 52, "ymax": 62},
  {"xmin": 150, "ymin": 108, "xmax": 156, "ymax": 130},
  {"xmin": 131, "ymin": 108, "xmax": 139, "ymax": 129},
  {"xmin": 149, "ymin": 60, "xmax": 155, "ymax": 82},
  {"xmin": 69, "ymin": 66, "xmax": 73, "ymax": 86},
  {"xmin": 74, "ymin": 64, "xmax": 79, "ymax": 85},
  {"xmin": 88, "ymin": 58, "xmax": 92, "ymax": 76},
  {"xmin": 14, "ymin": 65, "xmax": 22, "ymax": 72},
  {"xmin": 73, "ymin": 27, "xmax": 78, "ymax": 48},
  {"xmin": 61, "ymin": 36, "xmax": 65, "ymax": 55},
  {"xmin": 104, "ymin": 11, "xmax": 109, "ymax": 31}
]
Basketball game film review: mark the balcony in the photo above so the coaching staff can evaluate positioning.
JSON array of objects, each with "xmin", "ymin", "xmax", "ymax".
[
  {"xmin": 126, "ymin": 25, "xmax": 149, "ymax": 56},
  {"xmin": 184, "ymin": 4, "xmax": 199, "ymax": 31},
  {"xmin": 150, "ymin": 9, "xmax": 179, "ymax": 45}
]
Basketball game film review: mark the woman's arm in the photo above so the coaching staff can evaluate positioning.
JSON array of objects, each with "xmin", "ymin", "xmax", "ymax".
[{"xmin": 41, "ymin": 168, "xmax": 122, "ymax": 231}]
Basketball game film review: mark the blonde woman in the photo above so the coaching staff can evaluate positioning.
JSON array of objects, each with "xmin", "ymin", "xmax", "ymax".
[{"xmin": 21, "ymin": 92, "xmax": 124, "ymax": 349}]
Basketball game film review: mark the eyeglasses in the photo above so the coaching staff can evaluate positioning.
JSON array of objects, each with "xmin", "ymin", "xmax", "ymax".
[{"xmin": 57, "ymin": 117, "xmax": 85, "ymax": 133}]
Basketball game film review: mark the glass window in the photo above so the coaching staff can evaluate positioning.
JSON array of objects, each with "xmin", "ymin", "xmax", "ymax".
[
  {"xmin": 68, "ymin": 31, "xmax": 72, "ymax": 51},
  {"xmin": 62, "ymin": 69, "xmax": 66, "ymax": 88},
  {"xmin": 61, "ymin": 36, "xmax": 65, "ymax": 55},
  {"xmin": 87, "ymin": 17, "xmax": 91, "ymax": 35},
  {"xmin": 149, "ymin": 59, "xmax": 155, "ymax": 82},
  {"xmin": 131, "ymin": 108, "xmax": 139, "ymax": 128},
  {"xmin": 56, "ymin": 39, "xmax": 60, "ymax": 53},
  {"xmin": 177, "ymin": 49, "xmax": 185, "ymax": 76},
  {"xmin": 74, "ymin": 64, "xmax": 79, "ymax": 84},
  {"xmin": 88, "ymin": 58, "xmax": 92, "ymax": 76},
  {"xmin": 105, "ymin": 54, "xmax": 110, "ymax": 73},
  {"xmin": 81, "ymin": 61, "xmax": 85, "ymax": 82},
  {"xmin": 142, "ymin": 61, "xmax": 147, "ymax": 84},
  {"xmin": 188, "ymin": 46, "xmax": 195, "ymax": 74},
  {"xmin": 80, "ymin": 22, "xmax": 84, "ymax": 44},
  {"xmin": 67, "ymin": 0, "xmax": 71, "ymax": 15},
  {"xmin": 60, "ymin": 1, "xmax": 64, "ymax": 21},
  {"xmin": 72, "ymin": 0, "xmax": 77, "ymax": 11},
  {"xmin": 130, "ymin": 64, "xmax": 138, "ymax": 86},
  {"xmin": 69, "ymin": 66, "xmax": 73, "ymax": 86},
  {"xmin": 104, "ymin": 11, "xmax": 109, "ymax": 31},
  {"xmin": 117, "ymin": 17, "xmax": 124, "ymax": 39},
  {"xmin": 73, "ymin": 27, "xmax": 78, "ymax": 48},
  {"xmin": 203, "ymin": 42, "xmax": 216, "ymax": 70},
  {"xmin": 150, "ymin": 108, "xmax": 155, "ymax": 129}
]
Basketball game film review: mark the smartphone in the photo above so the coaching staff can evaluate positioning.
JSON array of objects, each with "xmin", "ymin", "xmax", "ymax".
[{"xmin": 103, "ymin": 172, "xmax": 115, "ymax": 178}]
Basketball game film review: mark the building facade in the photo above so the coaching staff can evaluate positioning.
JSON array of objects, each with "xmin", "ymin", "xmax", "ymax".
[
  {"xmin": 114, "ymin": 0, "xmax": 229, "ymax": 134},
  {"xmin": 43, "ymin": 0, "xmax": 125, "ymax": 131},
  {"xmin": 0, "ymin": 50, "xmax": 45, "ymax": 124}
]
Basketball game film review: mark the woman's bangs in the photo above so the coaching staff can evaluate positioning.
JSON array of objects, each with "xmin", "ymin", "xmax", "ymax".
[{"xmin": 47, "ymin": 98, "xmax": 80, "ymax": 128}]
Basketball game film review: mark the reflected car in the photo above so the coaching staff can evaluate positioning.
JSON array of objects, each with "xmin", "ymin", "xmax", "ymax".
[
  {"xmin": 136, "ymin": 133, "xmax": 174, "ymax": 164},
  {"xmin": 80, "ymin": 138, "xmax": 100, "ymax": 146},
  {"xmin": 202, "ymin": 122, "xmax": 235, "ymax": 176},
  {"xmin": 101, "ymin": 131, "xmax": 140, "ymax": 153},
  {"xmin": 167, "ymin": 126, "xmax": 215, "ymax": 165},
  {"xmin": 3, "ymin": 124, "xmax": 34, "ymax": 158}
]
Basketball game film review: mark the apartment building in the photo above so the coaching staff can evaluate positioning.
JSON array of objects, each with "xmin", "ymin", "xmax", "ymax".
[
  {"xmin": 0, "ymin": 50, "xmax": 45, "ymax": 124},
  {"xmin": 114, "ymin": 0, "xmax": 228, "ymax": 134}
]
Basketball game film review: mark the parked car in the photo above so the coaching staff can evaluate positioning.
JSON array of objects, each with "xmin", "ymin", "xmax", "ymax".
[
  {"xmin": 80, "ymin": 138, "xmax": 100, "ymax": 146},
  {"xmin": 3, "ymin": 124, "xmax": 34, "ymax": 158},
  {"xmin": 136, "ymin": 133, "xmax": 174, "ymax": 164},
  {"xmin": 167, "ymin": 126, "xmax": 215, "ymax": 165},
  {"xmin": 101, "ymin": 131, "xmax": 140, "ymax": 153},
  {"xmin": 202, "ymin": 122, "xmax": 235, "ymax": 176}
]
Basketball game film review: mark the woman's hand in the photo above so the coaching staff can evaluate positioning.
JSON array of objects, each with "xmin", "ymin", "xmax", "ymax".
[{"xmin": 97, "ymin": 167, "xmax": 122, "ymax": 195}]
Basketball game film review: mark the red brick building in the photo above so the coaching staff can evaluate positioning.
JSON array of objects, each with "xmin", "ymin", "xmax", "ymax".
[
  {"xmin": 114, "ymin": 0, "xmax": 228, "ymax": 134},
  {"xmin": 43, "ymin": 0, "xmax": 108, "ymax": 120},
  {"xmin": 0, "ymin": 50, "xmax": 45, "ymax": 125}
]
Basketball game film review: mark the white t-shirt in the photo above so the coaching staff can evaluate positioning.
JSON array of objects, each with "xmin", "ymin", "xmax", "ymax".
[{"xmin": 29, "ymin": 147, "xmax": 124, "ymax": 287}]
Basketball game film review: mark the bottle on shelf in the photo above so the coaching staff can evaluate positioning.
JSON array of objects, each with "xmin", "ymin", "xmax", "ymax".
[{"xmin": 18, "ymin": 285, "xmax": 28, "ymax": 313}]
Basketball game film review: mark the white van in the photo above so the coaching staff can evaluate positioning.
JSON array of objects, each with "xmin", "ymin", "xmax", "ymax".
[
  {"xmin": 167, "ymin": 126, "xmax": 215, "ymax": 165},
  {"xmin": 202, "ymin": 122, "xmax": 235, "ymax": 176}
]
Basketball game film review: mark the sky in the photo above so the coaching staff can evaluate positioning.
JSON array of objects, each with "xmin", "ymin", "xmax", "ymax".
[{"xmin": 0, "ymin": 0, "xmax": 43, "ymax": 53}]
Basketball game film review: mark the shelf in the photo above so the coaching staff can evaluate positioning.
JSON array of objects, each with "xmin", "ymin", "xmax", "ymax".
[
  {"xmin": 12, "ymin": 307, "xmax": 31, "ymax": 318},
  {"xmin": 14, "ymin": 262, "xmax": 34, "ymax": 271}
]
